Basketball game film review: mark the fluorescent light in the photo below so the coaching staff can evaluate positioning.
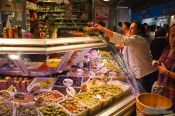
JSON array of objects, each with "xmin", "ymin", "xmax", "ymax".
[
  {"xmin": 8, "ymin": 54, "xmax": 20, "ymax": 60},
  {"xmin": 103, "ymin": 0, "xmax": 110, "ymax": 1}
]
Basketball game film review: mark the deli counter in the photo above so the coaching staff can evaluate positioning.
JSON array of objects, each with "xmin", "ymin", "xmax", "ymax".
[{"xmin": 0, "ymin": 36, "xmax": 139, "ymax": 116}]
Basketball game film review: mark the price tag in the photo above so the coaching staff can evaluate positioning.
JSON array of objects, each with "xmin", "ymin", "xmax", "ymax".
[
  {"xmin": 100, "ymin": 67, "xmax": 108, "ymax": 73},
  {"xmin": 66, "ymin": 87, "xmax": 76, "ymax": 97},
  {"xmin": 76, "ymin": 69, "xmax": 84, "ymax": 76},
  {"xmin": 63, "ymin": 79, "xmax": 73, "ymax": 87},
  {"xmin": 89, "ymin": 71, "xmax": 96, "ymax": 78},
  {"xmin": 109, "ymin": 71, "xmax": 117, "ymax": 78}
]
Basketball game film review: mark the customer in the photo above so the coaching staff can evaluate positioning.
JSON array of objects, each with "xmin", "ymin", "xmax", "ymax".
[
  {"xmin": 156, "ymin": 24, "xmax": 175, "ymax": 111},
  {"xmin": 150, "ymin": 27, "xmax": 168, "ymax": 60},
  {"xmin": 95, "ymin": 22, "xmax": 156, "ymax": 92},
  {"xmin": 122, "ymin": 22, "xmax": 130, "ymax": 36}
]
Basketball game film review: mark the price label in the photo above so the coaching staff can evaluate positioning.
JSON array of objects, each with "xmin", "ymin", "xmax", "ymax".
[
  {"xmin": 109, "ymin": 71, "xmax": 117, "ymax": 78},
  {"xmin": 66, "ymin": 87, "xmax": 76, "ymax": 97},
  {"xmin": 63, "ymin": 79, "xmax": 73, "ymax": 87},
  {"xmin": 76, "ymin": 69, "xmax": 84, "ymax": 76},
  {"xmin": 89, "ymin": 71, "xmax": 96, "ymax": 78}
]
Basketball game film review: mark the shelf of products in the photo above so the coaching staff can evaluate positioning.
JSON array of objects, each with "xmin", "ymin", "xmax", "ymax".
[
  {"xmin": 0, "ymin": 35, "xmax": 138, "ymax": 115},
  {"xmin": 36, "ymin": 0, "xmax": 90, "ymax": 32}
]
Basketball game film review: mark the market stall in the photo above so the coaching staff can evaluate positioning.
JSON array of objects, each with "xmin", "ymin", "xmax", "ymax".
[{"xmin": 0, "ymin": 36, "xmax": 139, "ymax": 116}]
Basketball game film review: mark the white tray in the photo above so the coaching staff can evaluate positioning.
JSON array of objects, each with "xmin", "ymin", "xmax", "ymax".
[{"xmin": 27, "ymin": 77, "xmax": 56, "ymax": 92}]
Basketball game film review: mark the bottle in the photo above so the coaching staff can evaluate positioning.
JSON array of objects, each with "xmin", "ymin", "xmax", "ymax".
[{"xmin": 3, "ymin": 28, "xmax": 7, "ymax": 38}]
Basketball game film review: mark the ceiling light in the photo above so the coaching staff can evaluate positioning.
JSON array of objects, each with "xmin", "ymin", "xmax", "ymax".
[{"xmin": 103, "ymin": 0, "xmax": 110, "ymax": 1}]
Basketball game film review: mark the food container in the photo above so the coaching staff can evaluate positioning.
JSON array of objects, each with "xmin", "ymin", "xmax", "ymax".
[
  {"xmin": 38, "ymin": 103, "xmax": 68, "ymax": 116},
  {"xmin": 98, "ymin": 84, "xmax": 123, "ymax": 100},
  {"xmin": 13, "ymin": 93, "xmax": 35, "ymax": 105},
  {"xmin": 27, "ymin": 77, "xmax": 56, "ymax": 92},
  {"xmin": 0, "ymin": 101, "xmax": 14, "ymax": 116},
  {"xmin": 34, "ymin": 90, "xmax": 64, "ymax": 103},
  {"xmin": 14, "ymin": 103, "xmax": 39, "ymax": 116},
  {"xmin": 0, "ymin": 90, "xmax": 13, "ymax": 101},
  {"xmin": 75, "ymin": 92, "xmax": 102, "ymax": 115},
  {"xmin": 59, "ymin": 97, "xmax": 88, "ymax": 116},
  {"xmin": 87, "ymin": 89, "xmax": 113, "ymax": 107},
  {"xmin": 104, "ymin": 81, "xmax": 131, "ymax": 99}
]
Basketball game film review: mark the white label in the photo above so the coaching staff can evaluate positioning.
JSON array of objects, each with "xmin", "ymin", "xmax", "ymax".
[{"xmin": 63, "ymin": 79, "xmax": 73, "ymax": 87}]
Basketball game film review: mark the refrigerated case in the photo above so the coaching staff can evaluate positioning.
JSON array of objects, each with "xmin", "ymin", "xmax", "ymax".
[{"xmin": 0, "ymin": 36, "xmax": 138, "ymax": 116}]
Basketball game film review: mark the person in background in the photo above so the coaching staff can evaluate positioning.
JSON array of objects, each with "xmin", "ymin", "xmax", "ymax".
[
  {"xmin": 115, "ymin": 22, "xmax": 130, "ymax": 52},
  {"xmin": 30, "ymin": 21, "xmax": 46, "ymax": 39},
  {"xmin": 155, "ymin": 24, "xmax": 175, "ymax": 111},
  {"xmin": 149, "ymin": 24, "xmax": 156, "ymax": 41},
  {"xmin": 122, "ymin": 22, "xmax": 130, "ymax": 36},
  {"xmin": 117, "ymin": 22, "xmax": 122, "ymax": 34},
  {"xmin": 140, "ymin": 23, "xmax": 149, "ymax": 37},
  {"xmin": 150, "ymin": 27, "xmax": 168, "ymax": 60},
  {"xmin": 95, "ymin": 22, "xmax": 157, "ymax": 92}
]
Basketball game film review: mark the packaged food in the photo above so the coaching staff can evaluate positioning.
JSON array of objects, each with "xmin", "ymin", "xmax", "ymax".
[
  {"xmin": 60, "ymin": 97, "xmax": 88, "ymax": 116},
  {"xmin": 27, "ymin": 77, "xmax": 56, "ymax": 92},
  {"xmin": 98, "ymin": 84, "xmax": 123, "ymax": 99},
  {"xmin": 0, "ymin": 90, "xmax": 12, "ymax": 101},
  {"xmin": 0, "ymin": 101, "xmax": 13, "ymax": 116},
  {"xmin": 39, "ymin": 103, "xmax": 67, "ymax": 116},
  {"xmin": 87, "ymin": 89, "xmax": 113, "ymax": 107},
  {"xmin": 13, "ymin": 93, "xmax": 35, "ymax": 104},
  {"xmin": 15, "ymin": 104, "xmax": 39, "ymax": 116},
  {"xmin": 75, "ymin": 92, "xmax": 102, "ymax": 115},
  {"xmin": 34, "ymin": 90, "xmax": 64, "ymax": 103}
]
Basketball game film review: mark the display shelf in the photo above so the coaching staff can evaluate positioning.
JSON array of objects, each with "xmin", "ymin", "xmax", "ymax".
[
  {"xmin": 36, "ymin": 0, "xmax": 90, "ymax": 32},
  {"xmin": 0, "ymin": 35, "xmax": 139, "ymax": 115},
  {"xmin": 0, "ymin": 36, "xmax": 106, "ymax": 53}
]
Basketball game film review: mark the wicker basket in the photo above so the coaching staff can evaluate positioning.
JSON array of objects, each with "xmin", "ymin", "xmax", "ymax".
[{"xmin": 136, "ymin": 93, "xmax": 172, "ymax": 116}]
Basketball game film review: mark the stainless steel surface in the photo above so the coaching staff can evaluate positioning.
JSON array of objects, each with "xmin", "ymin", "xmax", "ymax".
[
  {"xmin": 95, "ymin": 94, "xmax": 135, "ymax": 116},
  {"xmin": 0, "ymin": 37, "xmax": 106, "ymax": 53}
]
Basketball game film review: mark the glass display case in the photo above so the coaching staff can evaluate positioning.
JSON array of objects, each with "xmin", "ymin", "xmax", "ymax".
[{"xmin": 0, "ymin": 36, "xmax": 138, "ymax": 116}]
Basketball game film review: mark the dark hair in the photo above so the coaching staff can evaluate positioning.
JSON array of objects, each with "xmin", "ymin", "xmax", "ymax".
[
  {"xmin": 98, "ymin": 21, "xmax": 106, "ymax": 27},
  {"xmin": 155, "ymin": 27, "xmax": 167, "ymax": 37},
  {"xmin": 30, "ymin": 20, "xmax": 45, "ymax": 33},
  {"xmin": 123, "ymin": 22, "xmax": 130, "ymax": 29},
  {"xmin": 118, "ymin": 22, "xmax": 122, "ymax": 27},
  {"xmin": 166, "ymin": 24, "xmax": 175, "ymax": 48}
]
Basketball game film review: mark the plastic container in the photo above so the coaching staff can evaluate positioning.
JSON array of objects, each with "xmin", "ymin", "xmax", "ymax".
[
  {"xmin": 0, "ymin": 101, "xmax": 14, "ymax": 116},
  {"xmin": 75, "ymin": 92, "xmax": 102, "ymax": 115},
  {"xmin": 88, "ymin": 89, "xmax": 113, "ymax": 107},
  {"xmin": 34, "ymin": 90, "xmax": 64, "ymax": 104},
  {"xmin": 59, "ymin": 97, "xmax": 88, "ymax": 116},
  {"xmin": 14, "ymin": 103, "xmax": 39, "ymax": 116},
  {"xmin": 13, "ymin": 93, "xmax": 35, "ymax": 105},
  {"xmin": 103, "ymin": 80, "xmax": 131, "ymax": 99},
  {"xmin": 136, "ymin": 93, "xmax": 172, "ymax": 116},
  {"xmin": 38, "ymin": 103, "xmax": 68, "ymax": 116},
  {"xmin": 27, "ymin": 77, "xmax": 56, "ymax": 92}
]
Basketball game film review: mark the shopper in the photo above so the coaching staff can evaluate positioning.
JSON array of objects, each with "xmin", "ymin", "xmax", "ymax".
[
  {"xmin": 122, "ymin": 22, "xmax": 130, "ymax": 36},
  {"xmin": 95, "ymin": 22, "xmax": 156, "ymax": 92},
  {"xmin": 156, "ymin": 24, "xmax": 175, "ymax": 111},
  {"xmin": 150, "ymin": 27, "xmax": 168, "ymax": 60}
]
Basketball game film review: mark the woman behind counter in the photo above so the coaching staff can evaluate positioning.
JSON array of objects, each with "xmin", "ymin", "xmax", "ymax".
[
  {"xmin": 30, "ymin": 21, "xmax": 46, "ymax": 39},
  {"xmin": 156, "ymin": 24, "xmax": 175, "ymax": 111}
]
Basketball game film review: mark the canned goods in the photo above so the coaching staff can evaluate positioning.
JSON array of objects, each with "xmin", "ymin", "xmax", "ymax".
[{"xmin": 7, "ymin": 28, "xmax": 15, "ymax": 38}]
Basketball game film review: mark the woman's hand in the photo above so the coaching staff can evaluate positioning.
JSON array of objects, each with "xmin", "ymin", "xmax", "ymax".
[
  {"xmin": 94, "ymin": 24, "xmax": 104, "ymax": 32},
  {"xmin": 157, "ymin": 63, "xmax": 169, "ymax": 75}
]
